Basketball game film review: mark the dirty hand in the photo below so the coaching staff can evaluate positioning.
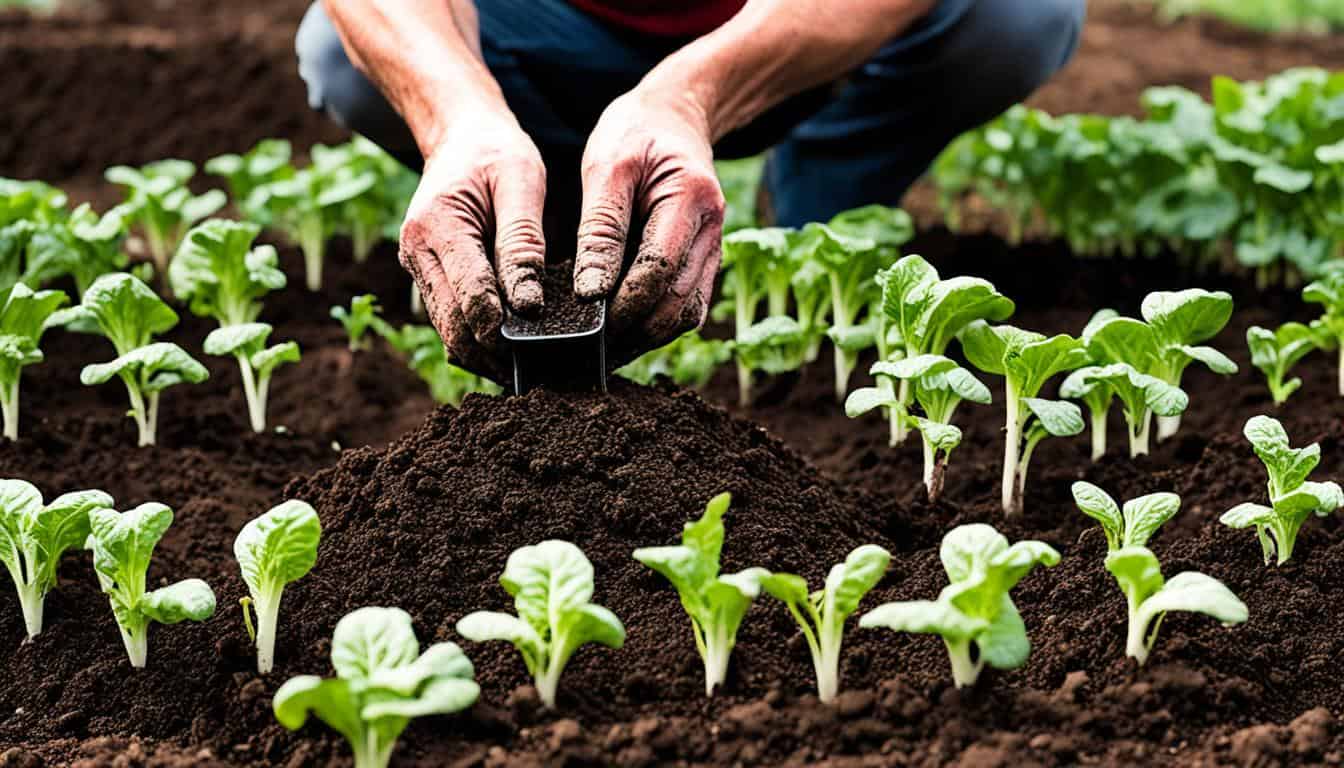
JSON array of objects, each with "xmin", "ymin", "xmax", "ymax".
[
  {"xmin": 573, "ymin": 89, "xmax": 726, "ymax": 362},
  {"xmin": 398, "ymin": 114, "xmax": 547, "ymax": 381}
]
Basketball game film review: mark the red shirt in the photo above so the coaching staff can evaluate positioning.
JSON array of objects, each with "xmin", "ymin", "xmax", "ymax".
[{"xmin": 569, "ymin": 0, "xmax": 747, "ymax": 36}]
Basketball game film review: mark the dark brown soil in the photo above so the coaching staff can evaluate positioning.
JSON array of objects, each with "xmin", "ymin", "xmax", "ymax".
[{"xmin": 502, "ymin": 262, "xmax": 602, "ymax": 338}]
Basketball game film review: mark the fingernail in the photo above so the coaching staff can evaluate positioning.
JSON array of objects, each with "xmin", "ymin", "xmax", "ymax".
[
  {"xmin": 575, "ymin": 266, "xmax": 608, "ymax": 297},
  {"xmin": 512, "ymin": 278, "xmax": 544, "ymax": 313}
]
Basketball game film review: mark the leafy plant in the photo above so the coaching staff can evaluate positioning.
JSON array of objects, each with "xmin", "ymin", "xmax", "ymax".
[
  {"xmin": 104, "ymin": 160, "xmax": 227, "ymax": 280},
  {"xmin": 1246, "ymin": 322, "xmax": 1324, "ymax": 405},
  {"xmin": 860, "ymin": 524, "xmax": 1058, "ymax": 688},
  {"xmin": 1303, "ymin": 267, "xmax": 1344, "ymax": 396},
  {"xmin": 733, "ymin": 316, "xmax": 807, "ymax": 383},
  {"xmin": 310, "ymin": 139, "xmax": 411, "ymax": 263},
  {"xmin": 372, "ymin": 321, "xmax": 501, "ymax": 407},
  {"xmin": 52, "ymin": 274, "xmax": 208, "ymax": 446},
  {"xmin": 331, "ymin": 294, "xmax": 382, "ymax": 353},
  {"xmin": 632, "ymin": 493, "xmax": 768, "ymax": 696},
  {"xmin": 961, "ymin": 322, "xmax": 1088, "ymax": 515},
  {"xmin": 457, "ymin": 540, "xmax": 625, "ymax": 708},
  {"xmin": 0, "ymin": 480, "xmax": 111, "ymax": 639},
  {"xmin": 203, "ymin": 323, "xmax": 300, "ymax": 433},
  {"xmin": 274, "ymin": 606, "xmax": 479, "ymax": 768},
  {"xmin": 205, "ymin": 139, "xmax": 295, "ymax": 210},
  {"xmin": 0, "ymin": 283, "xmax": 68, "ymax": 440},
  {"xmin": 721, "ymin": 228, "xmax": 794, "ymax": 405},
  {"xmin": 235, "ymin": 500, "xmax": 321, "ymax": 674},
  {"xmin": 87, "ymin": 502, "xmax": 217, "ymax": 667},
  {"xmin": 616, "ymin": 330, "xmax": 732, "ymax": 391},
  {"xmin": 169, "ymin": 219, "xmax": 287, "ymax": 327},
  {"xmin": 1070, "ymin": 481, "xmax": 1181, "ymax": 552},
  {"xmin": 716, "ymin": 156, "xmax": 765, "ymax": 234},
  {"xmin": 0, "ymin": 178, "xmax": 67, "ymax": 226},
  {"xmin": 759, "ymin": 544, "xmax": 890, "ymax": 703},
  {"xmin": 21, "ymin": 203, "xmax": 130, "ymax": 299},
  {"xmin": 798, "ymin": 223, "xmax": 889, "ymax": 402},
  {"xmin": 1140, "ymin": 290, "xmax": 1236, "ymax": 440},
  {"xmin": 1220, "ymin": 415, "xmax": 1344, "ymax": 564}
]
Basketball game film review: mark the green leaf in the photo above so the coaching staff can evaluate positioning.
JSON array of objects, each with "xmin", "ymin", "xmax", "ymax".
[
  {"xmin": 140, "ymin": 579, "xmax": 217, "ymax": 624},
  {"xmin": 974, "ymin": 596, "xmax": 1030, "ymax": 670},
  {"xmin": 1123, "ymin": 492, "xmax": 1182, "ymax": 548},
  {"xmin": 912, "ymin": 417, "xmax": 962, "ymax": 454},
  {"xmin": 917, "ymin": 278, "xmax": 1015, "ymax": 356},
  {"xmin": 273, "ymin": 676, "xmax": 366, "ymax": 746},
  {"xmin": 844, "ymin": 387, "xmax": 897, "ymax": 418},
  {"xmin": 454, "ymin": 611, "xmax": 546, "ymax": 672},
  {"xmin": 252, "ymin": 341, "xmax": 301, "ymax": 378},
  {"xmin": 1023, "ymin": 398, "xmax": 1085, "ymax": 437},
  {"xmin": 68, "ymin": 273, "xmax": 178, "ymax": 354},
  {"xmin": 827, "ymin": 205, "xmax": 913, "ymax": 250},
  {"xmin": 235, "ymin": 500, "xmax": 321, "ymax": 596},
  {"xmin": 81, "ymin": 342, "xmax": 209, "ymax": 392},
  {"xmin": 333, "ymin": 606, "xmax": 421, "ymax": 681},
  {"xmin": 204, "ymin": 323, "xmax": 272, "ymax": 357},
  {"xmin": 88, "ymin": 503, "xmax": 173, "ymax": 589},
  {"xmin": 1133, "ymin": 571, "xmax": 1248, "ymax": 635},
  {"xmin": 1007, "ymin": 335, "xmax": 1088, "ymax": 399},
  {"xmin": 1085, "ymin": 317, "xmax": 1161, "ymax": 370},
  {"xmin": 825, "ymin": 544, "xmax": 892, "ymax": 618},
  {"xmin": 858, "ymin": 598, "xmax": 987, "ymax": 640},
  {"xmin": 1071, "ymin": 481, "xmax": 1123, "ymax": 550},
  {"xmin": 1219, "ymin": 502, "xmax": 1276, "ymax": 528},
  {"xmin": 1142, "ymin": 289, "xmax": 1234, "ymax": 346},
  {"xmin": 170, "ymin": 219, "xmax": 285, "ymax": 325},
  {"xmin": 759, "ymin": 572, "xmax": 810, "ymax": 604}
]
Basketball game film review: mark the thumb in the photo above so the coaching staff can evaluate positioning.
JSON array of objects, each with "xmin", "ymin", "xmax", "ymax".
[{"xmin": 574, "ymin": 160, "xmax": 636, "ymax": 298}]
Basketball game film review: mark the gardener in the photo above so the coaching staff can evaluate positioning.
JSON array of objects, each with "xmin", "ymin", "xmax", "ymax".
[{"xmin": 297, "ymin": 0, "xmax": 1085, "ymax": 377}]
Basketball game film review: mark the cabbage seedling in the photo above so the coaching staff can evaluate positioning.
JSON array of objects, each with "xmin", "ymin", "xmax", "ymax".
[
  {"xmin": 372, "ymin": 321, "xmax": 501, "ymax": 407},
  {"xmin": 721, "ymin": 228, "xmax": 793, "ymax": 405},
  {"xmin": 0, "ymin": 480, "xmax": 111, "ymax": 639},
  {"xmin": 274, "ymin": 607, "xmax": 479, "ymax": 768},
  {"xmin": 734, "ymin": 316, "xmax": 808, "ymax": 380},
  {"xmin": 457, "ymin": 540, "xmax": 625, "ymax": 708},
  {"xmin": 798, "ymin": 223, "xmax": 887, "ymax": 402},
  {"xmin": 104, "ymin": 160, "xmax": 227, "ymax": 280},
  {"xmin": 170, "ymin": 219, "xmax": 287, "ymax": 327},
  {"xmin": 1070, "ymin": 481, "xmax": 1181, "ymax": 552},
  {"xmin": 860, "ymin": 524, "xmax": 1058, "ymax": 688},
  {"xmin": 1063, "ymin": 364, "xmax": 1186, "ymax": 458},
  {"xmin": 617, "ymin": 330, "xmax": 732, "ymax": 391},
  {"xmin": 53, "ymin": 274, "xmax": 208, "ymax": 446},
  {"xmin": 760, "ymin": 544, "xmax": 890, "ymax": 703},
  {"xmin": 331, "ymin": 294, "xmax": 382, "ymax": 353},
  {"xmin": 204, "ymin": 323, "xmax": 299, "ymax": 433},
  {"xmin": 87, "ymin": 502, "xmax": 217, "ymax": 667},
  {"xmin": 1303, "ymin": 268, "xmax": 1344, "ymax": 396},
  {"xmin": 1061, "ymin": 367, "xmax": 1116, "ymax": 461},
  {"xmin": 22, "ymin": 203, "xmax": 130, "ymax": 299},
  {"xmin": 0, "ymin": 283, "xmax": 68, "ymax": 440},
  {"xmin": 1141, "ymin": 290, "xmax": 1236, "ymax": 440},
  {"xmin": 632, "ymin": 493, "xmax": 768, "ymax": 696},
  {"xmin": 1221, "ymin": 415, "xmax": 1344, "ymax": 565},
  {"xmin": 246, "ymin": 163, "xmax": 376, "ymax": 291},
  {"xmin": 961, "ymin": 322, "xmax": 1088, "ymax": 515},
  {"xmin": 1247, "ymin": 322, "xmax": 1324, "ymax": 405},
  {"xmin": 235, "ymin": 500, "xmax": 321, "ymax": 673},
  {"xmin": 1082, "ymin": 314, "xmax": 1191, "ymax": 456},
  {"xmin": 205, "ymin": 139, "xmax": 295, "ymax": 209}
]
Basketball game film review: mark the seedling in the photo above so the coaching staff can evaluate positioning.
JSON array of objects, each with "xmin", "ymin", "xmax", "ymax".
[
  {"xmin": 203, "ymin": 323, "xmax": 300, "ymax": 433},
  {"xmin": 1081, "ymin": 313, "xmax": 1192, "ymax": 456},
  {"xmin": 1247, "ymin": 322, "xmax": 1323, "ymax": 405},
  {"xmin": 274, "ymin": 607, "xmax": 479, "ymax": 768},
  {"xmin": 1140, "ymin": 290, "xmax": 1237, "ymax": 439},
  {"xmin": 1070, "ymin": 481, "xmax": 1181, "ymax": 551},
  {"xmin": 205, "ymin": 139, "xmax": 295, "ymax": 210},
  {"xmin": 87, "ymin": 502, "xmax": 217, "ymax": 667},
  {"xmin": 1220, "ymin": 415, "xmax": 1344, "ymax": 565},
  {"xmin": 0, "ymin": 178, "xmax": 67, "ymax": 226},
  {"xmin": 1303, "ymin": 267, "xmax": 1344, "ymax": 395},
  {"xmin": 372, "ymin": 321, "xmax": 501, "ymax": 407},
  {"xmin": 457, "ymin": 540, "xmax": 625, "ymax": 708},
  {"xmin": 735, "ymin": 316, "xmax": 808, "ymax": 381},
  {"xmin": 21, "ymin": 203, "xmax": 129, "ymax": 298},
  {"xmin": 798, "ymin": 223, "xmax": 887, "ymax": 402},
  {"xmin": 235, "ymin": 500, "xmax": 321, "ymax": 674},
  {"xmin": 331, "ymin": 294, "xmax": 382, "ymax": 353},
  {"xmin": 961, "ymin": 322, "xmax": 1088, "ymax": 515},
  {"xmin": 169, "ymin": 219, "xmax": 287, "ymax": 327},
  {"xmin": 617, "ymin": 330, "xmax": 732, "ymax": 391},
  {"xmin": 0, "ymin": 480, "xmax": 111, "ymax": 639},
  {"xmin": 760, "ymin": 544, "xmax": 890, "ymax": 703},
  {"xmin": 721, "ymin": 228, "xmax": 794, "ymax": 405},
  {"xmin": 0, "ymin": 283, "xmax": 68, "ymax": 440},
  {"xmin": 104, "ymin": 160, "xmax": 226, "ymax": 279},
  {"xmin": 860, "ymin": 524, "xmax": 1058, "ymax": 688},
  {"xmin": 1061, "ymin": 367, "xmax": 1116, "ymax": 461}
]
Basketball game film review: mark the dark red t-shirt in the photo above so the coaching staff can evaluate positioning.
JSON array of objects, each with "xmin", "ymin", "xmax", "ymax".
[{"xmin": 569, "ymin": 0, "xmax": 747, "ymax": 36}]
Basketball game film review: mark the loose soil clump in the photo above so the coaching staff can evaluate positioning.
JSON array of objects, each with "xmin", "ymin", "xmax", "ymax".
[{"xmin": 503, "ymin": 261, "xmax": 603, "ymax": 338}]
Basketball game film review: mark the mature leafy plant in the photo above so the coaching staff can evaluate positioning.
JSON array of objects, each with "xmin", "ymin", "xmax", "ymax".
[
  {"xmin": 860, "ymin": 524, "xmax": 1058, "ymax": 688},
  {"xmin": 372, "ymin": 321, "xmax": 501, "ymax": 407},
  {"xmin": 235, "ymin": 500, "xmax": 321, "ymax": 674},
  {"xmin": 616, "ymin": 330, "xmax": 732, "ymax": 391},
  {"xmin": 332, "ymin": 294, "xmax": 382, "ymax": 353},
  {"xmin": 1303, "ymin": 267, "xmax": 1344, "ymax": 396},
  {"xmin": 721, "ymin": 227, "xmax": 794, "ymax": 405},
  {"xmin": 87, "ymin": 502, "xmax": 217, "ymax": 667},
  {"xmin": 1246, "ymin": 322, "xmax": 1324, "ymax": 405},
  {"xmin": 632, "ymin": 493, "xmax": 768, "ymax": 696},
  {"xmin": 846, "ymin": 354, "xmax": 991, "ymax": 501},
  {"xmin": 0, "ymin": 480, "xmax": 111, "ymax": 639},
  {"xmin": 21, "ymin": 203, "xmax": 130, "ymax": 299},
  {"xmin": 961, "ymin": 322, "xmax": 1088, "ymax": 514},
  {"xmin": 104, "ymin": 160, "xmax": 227, "ymax": 279},
  {"xmin": 1140, "ymin": 290, "xmax": 1236, "ymax": 439},
  {"xmin": 457, "ymin": 540, "xmax": 625, "ymax": 708},
  {"xmin": 275, "ymin": 606, "xmax": 479, "ymax": 768},
  {"xmin": 170, "ymin": 219, "xmax": 286, "ymax": 327},
  {"xmin": 204, "ymin": 323, "xmax": 300, "ymax": 433},
  {"xmin": 205, "ymin": 139, "xmax": 295, "ymax": 210},
  {"xmin": 1220, "ymin": 415, "xmax": 1344, "ymax": 565},
  {"xmin": 1070, "ymin": 481, "xmax": 1247, "ymax": 664},
  {"xmin": 759, "ymin": 544, "xmax": 890, "ymax": 703},
  {"xmin": 0, "ymin": 283, "xmax": 67, "ymax": 440}
]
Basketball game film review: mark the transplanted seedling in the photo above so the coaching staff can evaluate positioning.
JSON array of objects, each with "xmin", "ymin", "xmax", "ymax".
[
  {"xmin": 616, "ymin": 330, "xmax": 732, "ymax": 391},
  {"xmin": 1079, "ymin": 310, "xmax": 1191, "ymax": 457},
  {"xmin": 721, "ymin": 227, "xmax": 795, "ymax": 405},
  {"xmin": 457, "ymin": 540, "xmax": 625, "ymax": 709},
  {"xmin": 734, "ymin": 315, "xmax": 808, "ymax": 382},
  {"xmin": 331, "ymin": 294, "xmax": 382, "ymax": 353},
  {"xmin": 632, "ymin": 493, "xmax": 768, "ymax": 696},
  {"xmin": 87, "ymin": 502, "xmax": 217, "ymax": 667},
  {"xmin": 0, "ymin": 480, "xmax": 111, "ymax": 639},
  {"xmin": 860, "ymin": 524, "xmax": 1058, "ymax": 688},
  {"xmin": 372, "ymin": 321, "xmax": 501, "ymax": 407},
  {"xmin": 0, "ymin": 282, "xmax": 68, "ymax": 440},
  {"xmin": 21, "ymin": 203, "xmax": 130, "ymax": 299},
  {"xmin": 274, "ymin": 607, "xmax": 479, "ymax": 768},
  {"xmin": 104, "ymin": 160, "xmax": 227, "ymax": 280},
  {"xmin": 1247, "ymin": 322, "xmax": 1325, "ymax": 405},
  {"xmin": 235, "ymin": 500, "xmax": 321, "ymax": 674},
  {"xmin": 1220, "ymin": 415, "xmax": 1344, "ymax": 565},
  {"xmin": 1071, "ymin": 482, "xmax": 1247, "ymax": 664},
  {"xmin": 1140, "ymin": 290, "xmax": 1237, "ymax": 440},
  {"xmin": 1303, "ymin": 266, "xmax": 1344, "ymax": 397},
  {"xmin": 798, "ymin": 223, "xmax": 888, "ymax": 402},
  {"xmin": 205, "ymin": 139, "xmax": 295, "ymax": 212},
  {"xmin": 169, "ymin": 219, "xmax": 287, "ymax": 327},
  {"xmin": 760, "ymin": 544, "xmax": 891, "ymax": 703},
  {"xmin": 204, "ymin": 323, "xmax": 300, "ymax": 433}
]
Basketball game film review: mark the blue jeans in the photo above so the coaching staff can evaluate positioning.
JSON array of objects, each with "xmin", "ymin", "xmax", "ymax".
[{"xmin": 297, "ymin": 0, "xmax": 1085, "ymax": 227}]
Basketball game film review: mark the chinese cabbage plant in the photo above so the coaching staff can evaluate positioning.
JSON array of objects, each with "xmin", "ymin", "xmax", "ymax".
[
  {"xmin": 0, "ymin": 282, "xmax": 68, "ymax": 439},
  {"xmin": 87, "ymin": 502, "xmax": 217, "ymax": 667},
  {"xmin": 1303, "ymin": 267, "xmax": 1344, "ymax": 396},
  {"xmin": 1246, "ymin": 322, "xmax": 1324, "ymax": 405},
  {"xmin": 0, "ymin": 480, "xmax": 111, "ymax": 639},
  {"xmin": 721, "ymin": 227, "xmax": 793, "ymax": 405},
  {"xmin": 235, "ymin": 500, "xmax": 321, "ymax": 673},
  {"xmin": 1220, "ymin": 415, "xmax": 1344, "ymax": 565},
  {"xmin": 22, "ymin": 203, "xmax": 130, "ymax": 299},
  {"xmin": 205, "ymin": 139, "xmax": 295, "ymax": 210},
  {"xmin": 204, "ymin": 323, "xmax": 300, "ymax": 433},
  {"xmin": 372, "ymin": 321, "xmax": 501, "ymax": 407},
  {"xmin": 457, "ymin": 540, "xmax": 625, "ymax": 709},
  {"xmin": 799, "ymin": 223, "xmax": 887, "ymax": 402},
  {"xmin": 104, "ymin": 160, "xmax": 227, "ymax": 280},
  {"xmin": 760, "ymin": 544, "xmax": 891, "ymax": 703},
  {"xmin": 1140, "ymin": 290, "xmax": 1236, "ymax": 440},
  {"xmin": 1080, "ymin": 312, "xmax": 1191, "ymax": 457},
  {"xmin": 170, "ymin": 219, "xmax": 287, "ymax": 327},
  {"xmin": 632, "ymin": 493, "xmax": 768, "ymax": 696},
  {"xmin": 617, "ymin": 330, "xmax": 732, "ymax": 391},
  {"xmin": 331, "ymin": 294, "xmax": 382, "ymax": 353},
  {"xmin": 274, "ymin": 607, "xmax": 479, "ymax": 768},
  {"xmin": 860, "ymin": 524, "xmax": 1058, "ymax": 688}
]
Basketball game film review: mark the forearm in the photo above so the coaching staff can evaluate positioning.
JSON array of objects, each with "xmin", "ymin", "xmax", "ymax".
[
  {"xmin": 322, "ymin": 0, "xmax": 514, "ymax": 156},
  {"xmin": 640, "ymin": 0, "xmax": 937, "ymax": 140}
]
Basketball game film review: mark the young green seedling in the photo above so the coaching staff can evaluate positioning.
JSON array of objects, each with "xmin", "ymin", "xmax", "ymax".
[
  {"xmin": 235, "ymin": 500, "xmax": 321, "ymax": 674},
  {"xmin": 1303, "ymin": 267, "xmax": 1344, "ymax": 396},
  {"xmin": 274, "ymin": 607, "xmax": 479, "ymax": 768},
  {"xmin": 760, "ymin": 544, "xmax": 890, "ymax": 703},
  {"xmin": 799, "ymin": 223, "xmax": 888, "ymax": 402},
  {"xmin": 1220, "ymin": 415, "xmax": 1344, "ymax": 565},
  {"xmin": 632, "ymin": 493, "xmax": 767, "ymax": 695},
  {"xmin": 721, "ymin": 228, "xmax": 793, "ymax": 405},
  {"xmin": 860, "ymin": 524, "xmax": 1058, "ymax": 688},
  {"xmin": 1247, "ymin": 322, "xmax": 1324, "ymax": 405},
  {"xmin": 372, "ymin": 321, "xmax": 501, "ymax": 407},
  {"xmin": 52, "ymin": 274, "xmax": 208, "ymax": 446},
  {"xmin": 331, "ymin": 294, "xmax": 382, "ymax": 353},
  {"xmin": 0, "ymin": 283, "xmax": 67, "ymax": 440},
  {"xmin": 87, "ymin": 502, "xmax": 217, "ymax": 667},
  {"xmin": 1071, "ymin": 481, "xmax": 1247, "ymax": 664},
  {"xmin": 0, "ymin": 480, "xmax": 111, "ymax": 639},
  {"xmin": 616, "ymin": 330, "xmax": 733, "ymax": 391},
  {"xmin": 457, "ymin": 540, "xmax": 625, "ymax": 708},
  {"xmin": 205, "ymin": 139, "xmax": 295, "ymax": 209},
  {"xmin": 203, "ymin": 323, "xmax": 300, "ymax": 433},
  {"xmin": 309, "ymin": 139, "xmax": 406, "ymax": 263},
  {"xmin": 169, "ymin": 219, "xmax": 287, "ymax": 327},
  {"xmin": 104, "ymin": 160, "xmax": 226, "ymax": 280},
  {"xmin": 1061, "ymin": 367, "xmax": 1116, "ymax": 461},
  {"xmin": 1082, "ymin": 313, "xmax": 1191, "ymax": 457},
  {"xmin": 22, "ymin": 203, "xmax": 130, "ymax": 299},
  {"xmin": 1140, "ymin": 290, "xmax": 1236, "ymax": 440},
  {"xmin": 961, "ymin": 322, "xmax": 1088, "ymax": 515},
  {"xmin": 734, "ymin": 316, "xmax": 808, "ymax": 380}
]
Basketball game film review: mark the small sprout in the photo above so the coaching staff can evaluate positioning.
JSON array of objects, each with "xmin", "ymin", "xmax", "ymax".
[
  {"xmin": 274, "ymin": 607, "xmax": 479, "ymax": 768},
  {"xmin": 1070, "ymin": 481, "xmax": 1181, "ymax": 551},
  {"xmin": 22, "ymin": 203, "xmax": 130, "ymax": 299},
  {"xmin": 331, "ymin": 294, "xmax": 382, "ymax": 352},
  {"xmin": 203, "ymin": 323, "xmax": 300, "ymax": 433},
  {"xmin": 87, "ymin": 502, "xmax": 217, "ymax": 667},
  {"xmin": 0, "ymin": 480, "xmax": 111, "ymax": 639},
  {"xmin": 760, "ymin": 544, "xmax": 891, "ymax": 703},
  {"xmin": 616, "ymin": 331, "xmax": 732, "ymax": 391},
  {"xmin": 0, "ymin": 283, "xmax": 68, "ymax": 440},
  {"xmin": 205, "ymin": 139, "xmax": 295, "ymax": 207},
  {"xmin": 372, "ymin": 321, "xmax": 501, "ymax": 407},
  {"xmin": 170, "ymin": 219, "xmax": 287, "ymax": 327},
  {"xmin": 1140, "ymin": 290, "xmax": 1236, "ymax": 440},
  {"xmin": 104, "ymin": 160, "xmax": 227, "ymax": 279},
  {"xmin": 632, "ymin": 493, "xmax": 768, "ymax": 696},
  {"xmin": 860, "ymin": 524, "xmax": 1058, "ymax": 688},
  {"xmin": 1303, "ymin": 267, "xmax": 1344, "ymax": 396},
  {"xmin": 798, "ymin": 223, "xmax": 887, "ymax": 402},
  {"xmin": 1220, "ymin": 415, "xmax": 1344, "ymax": 565},
  {"xmin": 1061, "ymin": 367, "xmax": 1115, "ymax": 461},
  {"xmin": 1247, "ymin": 322, "xmax": 1324, "ymax": 405},
  {"xmin": 1082, "ymin": 313, "xmax": 1192, "ymax": 457},
  {"xmin": 457, "ymin": 540, "xmax": 625, "ymax": 709},
  {"xmin": 235, "ymin": 500, "xmax": 321, "ymax": 674},
  {"xmin": 721, "ymin": 228, "xmax": 794, "ymax": 406}
]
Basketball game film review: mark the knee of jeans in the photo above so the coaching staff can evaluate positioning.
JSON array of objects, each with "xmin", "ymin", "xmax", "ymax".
[
  {"xmin": 295, "ymin": 2, "xmax": 383, "ymax": 131},
  {"xmin": 1000, "ymin": 0, "xmax": 1086, "ymax": 95}
]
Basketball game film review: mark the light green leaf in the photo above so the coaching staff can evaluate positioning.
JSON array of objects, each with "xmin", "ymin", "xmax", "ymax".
[
  {"xmin": 1023, "ymin": 397, "xmax": 1085, "ymax": 437},
  {"xmin": 844, "ymin": 386, "xmax": 897, "ymax": 418},
  {"xmin": 235, "ymin": 500, "xmax": 321, "ymax": 594},
  {"xmin": 1123, "ymin": 492, "xmax": 1182, "ymax": 548},
  {"xmin": 825, "ymin": 544, "xmax": 892, "ymax": 618},
  {"xmin": 1071, "ymin": 481, "xmax": 1123, "ymax": 550},
  {"xmin": 332, "ymin": 606, "xmax": 421, "ymax": 682},
  {"xmin": 140, "ymin": 579, "xmax": 217, "ymax": 624},
  {"xmin": 858, "ymin": 599, "xmax": 986, "ymax": 640}
]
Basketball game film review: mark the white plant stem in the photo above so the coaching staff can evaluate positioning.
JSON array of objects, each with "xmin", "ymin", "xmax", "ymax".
[
  {"xmin": 702, "ymin": 623, "xmax": 731, "ymax": 697},
  {"xmin": 945, "ymin": 637, "xmax": 984, "ymax": 688},
  {"xmin": 123, "ymin": 377, "xmax": 155, "ymax": 447},
  {"xmin": 15, "ymin": 580, "xmax": 43, "ymax": 639},
  {"xmin": 1156, "ymin": 414, "xmax": 1181, "ymax": 441},
  {"xmin": 254, "ymin": 591, "xmax": 282, "ymax": 674},
  {"xmin": 1, "ymin": 380, "xmax": 18, "ymax": 441},
  {"xmin": 410, "ymin": 282, "xmax": 425, "ymax": 318},
  {"xmin": 355, "ymin": 732, "xmax": 394, "ymax": 768},
  {"xmin": 892, "ymin": 378, "xmax": 911, "ymax": 445},
  {"xmin": 1123, "ymin": 589, "xmax": 1152, "ymax": 665},
  {"xmin": 736, "ymin": 362, "xmax": 753, "ymax": 409},
  {"xmin": 236, "ymin": 356, "xmax": 266, "ymax": 433},
  {"xmin": 1338, "ymin": 345, "xmax": 1343, "ymax": 397},
  {"xmin": 120, "ymin": 622, "xmax": 149, "ymax": 668},
  {"xmin": 1090, "ymin": 409, "xmax": 1107, "ymax": 461},
  {"xmin": 299, "ymin": 217, "xmax": 326, "ymax": 292},
  {"xmin": 1001, "ymin": 386, "xmax": 1022, "ymax": 516},
  {"xmin": 1128, "ymin": 412, "xmax": 1152, "ymax": 457}
]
